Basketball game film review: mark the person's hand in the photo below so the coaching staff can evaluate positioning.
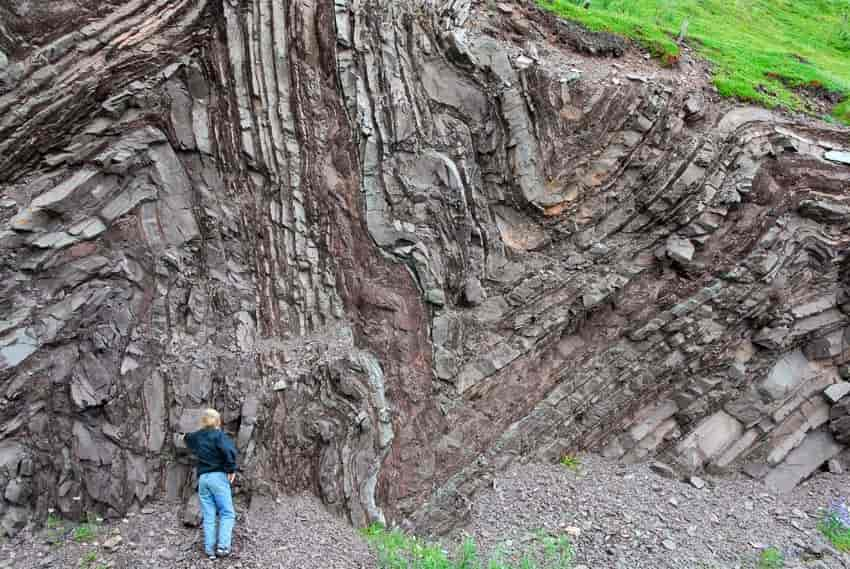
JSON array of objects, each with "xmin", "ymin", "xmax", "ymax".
[{"xmin": 228, "ymin": 473, "xmax": 236, "ymax": 485}]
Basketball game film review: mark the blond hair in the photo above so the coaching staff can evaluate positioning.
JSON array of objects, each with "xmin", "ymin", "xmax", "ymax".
[{"xmin": 200, "ymin": 408, "xmax": 221, "ymax": 429}]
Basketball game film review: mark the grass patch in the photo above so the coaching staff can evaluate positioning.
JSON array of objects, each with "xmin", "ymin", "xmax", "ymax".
[
  {"xmin": 362, "ymin": 524, "xmax": 575, "ymax": 569},
  {"xmin": 559, "ymin": 454, "xmax": 581, "ymax": 472},
  {"xmin": 72, "ymin": 524, "xmax": 97, "ymax": 543},
  {"xmin": 834, "ymin": 98, "xmax": 850, "ymax": 124},
  {"xmin": 79, "ymin": 551, "xmax": 97, "ymax": 569},
  {"xmin": 72, "ymin": 512, "xmax": 102, "ymax": 544},
  {"xmin": 46, "ymin": 513, "xmax": 62, "ymax": 530},
  {"xmin": 537, "ymin": 0, "xmax": 850, "ymax": 123},
  {"xmin": 757, "ymin": 547, "xmax": 784, "ymax": 569},
  {"xmin": 819, "ymin": 515, "xmax": 850, "ymax": 552}
]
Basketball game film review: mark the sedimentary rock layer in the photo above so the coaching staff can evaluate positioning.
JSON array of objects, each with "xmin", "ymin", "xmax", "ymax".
[{"xmin": 0, "ymin": 0, "xmax": 848, "ymax": 536}]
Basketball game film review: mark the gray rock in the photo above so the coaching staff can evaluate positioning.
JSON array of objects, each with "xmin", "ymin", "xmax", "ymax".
[
  {"xmin": 462, "ymin": 278, "xmax": 486, "ymax": 306},
  {"xmin": 804, "ymin": 328, "xmax": 847, "ymax": 360},
  {"xmin": 181, "ymin": 494, "xmax": 202, "ymax": 527},
  {"xmin": 759, "ymin": 349, "xmax": 813, "ymax": 402},
  {"xmin": 689, "ymin": 476, "xmax": 706, "ymax": 489},
  {"xmin": 828, "ymin": 458, "xmax": 844, "ymax": 474},
  {"xmin": 752, "ymin": 326, "xmax": 789, "ymax": 350},
  {"xmin": 434, "ymin": 346, "xmax": 459, "ymax": 380},
  {"xmin": 8, "ymin": 208, "xmax": 51, "ymax": 233},
  {"xmin": 824, "ymin": 150, "xmax": 850, "ymax": 165},
  {"xmin": 649, "ymin": 462, "xmax": 680, "ymax": 480},
  {"xmin": 30, "ymin": 169, "xmax": 99, "ymax": 213},
  {"xmin": 0, "ymin": 329, "xmax": 39, "ymax": 371},
  {"xmin": 824, "ymin": 382, "xmax": 850, "ymax": 403},
  {"xmin": 676, "ymin": 411, "xmax": 743, "ymax": 470},
  {"xmin": 798, "ymin": 199, "xmax": 850, "ymax": 223},
  {"xmin": 4, "ymin": 479, "xmax": 29, "ymax": 505},
  {"xmin": 0, "ymin": 506, "xmax": 28, "ymax": 537},
  {"xmin": 103, "ymin": 534, "xmax": 123, "ymax": 551},
  {"xmin": 764, "ymin": 431, "xmax": 842, "ymax": 493},
  {"xmin": 743, "ymin": 462, "xmax": 770, "ymax": 480},
  {"xmin": 666, "ymin": 235, "xmax": 695, "ymax": 264},
  {"xmin": 425, "ymin": 289, "xmax": 446, "ymax": 306},
  {"xmin": 68, "ymin": 218, "xmax": 107, "ymax": 240},
  {"xmin": 683, "ymin": 92, "xmax": 704, "ymax": 119}
]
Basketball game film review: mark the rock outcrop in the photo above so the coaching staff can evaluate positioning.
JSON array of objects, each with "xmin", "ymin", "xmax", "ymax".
[{"xmin": 0, "ymin": 0, "xmax": 848, "ymax": 536}]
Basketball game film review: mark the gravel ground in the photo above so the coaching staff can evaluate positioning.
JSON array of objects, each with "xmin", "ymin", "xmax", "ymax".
[
  {"xmin": 0, "ymin": 494, "xmax": 375, "ymax": 569},
  {"xmin": 466, "ymin": 455, "xmax": 850, "ymax": 569},
  {"xmin": 4, "ymin": 455, "xmax": 848, "ymax": 569}
]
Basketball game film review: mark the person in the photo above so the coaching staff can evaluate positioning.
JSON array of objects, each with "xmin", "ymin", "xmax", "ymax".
[{"xmin": 182, "ymin": 409, "xmax": 238, "ymax": 561}]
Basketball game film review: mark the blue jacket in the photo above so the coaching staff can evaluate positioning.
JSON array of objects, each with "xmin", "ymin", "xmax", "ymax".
[{"xmin": 184, "ymin": 428, "xmax": 238, "ymax": 476}]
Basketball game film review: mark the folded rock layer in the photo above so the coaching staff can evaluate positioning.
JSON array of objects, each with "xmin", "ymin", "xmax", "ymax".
[{"xmin": 0, "ymin": 0, "xmax": 848, "ymax": 536}]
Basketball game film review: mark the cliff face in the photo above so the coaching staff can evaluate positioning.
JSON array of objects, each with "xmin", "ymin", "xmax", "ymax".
[{"xmin": 0, "ymin": 0, "xmax": 848, "ymax": 536}]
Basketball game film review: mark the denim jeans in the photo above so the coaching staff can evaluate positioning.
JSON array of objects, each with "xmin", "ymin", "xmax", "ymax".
[{"xmin": 198, "ymin": 471, "xmax": 235, "ymax": 555}]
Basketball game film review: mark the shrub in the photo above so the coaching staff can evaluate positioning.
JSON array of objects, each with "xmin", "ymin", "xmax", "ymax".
[
  {"xmin": 559, "ymin": 454, "xmax": 581, "ymax": 472},
  {"xmin": 758, "ymin": 547, "xmax": 783, "ymax": 569},
  {"xmin": 819, "ymin": 498, "xmax": 850, "ymax": 552}
]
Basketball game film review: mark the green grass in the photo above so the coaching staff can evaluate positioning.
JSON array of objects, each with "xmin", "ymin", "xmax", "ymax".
[
  {"xmin": 362, "ymin": 524, "xmax": 575, "ymax": 569},
  {"xmin": 79, "ymin": 551, "xmax": 97, "ymax": 569},
  {"xmin": 559, "ymin": 454, "xmax": 581, "ymax": 472},
  {"xmin": 537, "ymin": 0, "xmax": 850, "ymax": 123},
  {"xmin": 72, "ymin": 524, "xmax": 97, "ymax": 543},
  {"xmin": 72, "ymin": 512, "xmax": 101, "ymax": 544},
  {"xmin": 46, "ymin": 512, "xmax": 62, "ymax": 530},
  {"xmin": 819, "ymin": 515, "xmax": 850, "ymax": 552},
  {"xmin": 757, "ymin": 547, "xmax": 784, "ymax": 569}
]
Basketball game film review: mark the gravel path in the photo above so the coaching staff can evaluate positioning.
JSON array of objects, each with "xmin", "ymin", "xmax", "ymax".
[
  {"xmin": 2, "ymin": 456, "xmax": 849, "ymax": 569},
  {"xmin": 466, "ymin": 455, "xmax": 850, "ymax": 569}
]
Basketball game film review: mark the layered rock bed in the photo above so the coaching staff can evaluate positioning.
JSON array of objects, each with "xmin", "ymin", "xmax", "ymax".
[{"xmin": 0, "ymin": 0, "xmax": 848, "ymax": 544}]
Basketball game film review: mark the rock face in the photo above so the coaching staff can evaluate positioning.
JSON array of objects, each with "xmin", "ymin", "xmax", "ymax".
[{"xmin": 0, "ymin": 0, "xmax": 849, "ymax": 536}]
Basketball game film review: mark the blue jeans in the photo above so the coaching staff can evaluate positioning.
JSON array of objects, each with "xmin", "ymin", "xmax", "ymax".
[{"xmin": 198, "ymin": 472, "xmax": 235, "ymax": 554}]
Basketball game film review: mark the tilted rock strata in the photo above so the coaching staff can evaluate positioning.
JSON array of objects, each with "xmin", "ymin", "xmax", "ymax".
[{"xmin": 0, "ymin": 0, "xmax": 848, "ymax": 536}]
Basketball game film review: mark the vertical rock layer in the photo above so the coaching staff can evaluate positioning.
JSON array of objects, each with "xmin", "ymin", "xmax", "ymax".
[{"xmin": 0, "ymin": 0, "xmax": 848, "ymax": 535}]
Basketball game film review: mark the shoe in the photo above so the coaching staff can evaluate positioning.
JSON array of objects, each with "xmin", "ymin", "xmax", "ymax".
[
  {"xmin": 216, "ymin": 548, "xmax": 231, "ymax": 558},
  {"xmin": 206, "ymin": 552, "xmax": 217, "ymax": 561}
]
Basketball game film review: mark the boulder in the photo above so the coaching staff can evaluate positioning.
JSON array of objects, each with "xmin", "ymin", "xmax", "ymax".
[
  {"xmin": 462, "ymin": 277, "xmax": 486, "ymax": 306},
  {"xmin": 0, "ymin": 506, "xmax": 28, "ymax": 537},
  {"xmin": 181, "ymin": 494, "xmax": 202, "ymax": 527},
  {"xmin": 666, "ymin": 235, "xmax": 695, "ymax": 264},
  {"xmin": 759, "ymin": 349, "xmax": 813, "ymax": 402},
  {"xmin": 764, "ymin": 430, "xmax": 842, "ymax": 493},
  {"xmin": 825, "ymin": 382, "xmax": 850, "ymax": 404},
  {"xmin": 675, "ymin": 411, "xmax": 743, "ymax": 470},
  {"xmin": 829, "ymin": 396, "xmax": 850, "ymax": 443},
  {"xmin": 3, "ymin": 479, "xmax": 29, "ymax": 505}
]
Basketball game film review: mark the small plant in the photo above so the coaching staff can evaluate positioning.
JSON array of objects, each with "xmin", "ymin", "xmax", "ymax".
[
  {"xmin": 758, "ymin": 547, "xmax": 784, "ymax": 569},
  {"xmin": 362, "ymin": 524, "xmax": 575, "ymax": 569},
  {"xmin": 72, "ymin": 524, "xmax": 97, "ymax": 543},
  {"xmin": 46, "ymin": 512, "xmax": 62, "ymax": 530},
  {"xmin": 79, "ymin": 551, "xmax": 97, "ymax": 569},
  {"xmin": 559, "ymin": 454, "xmax": 581, "ymax": 472},
  {"xmin": 819, "ymin": 498, "xmax": 850, "ymax": 552}
]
